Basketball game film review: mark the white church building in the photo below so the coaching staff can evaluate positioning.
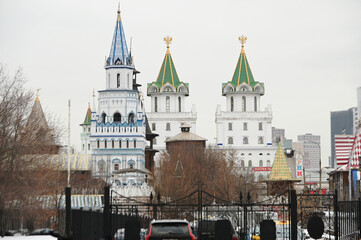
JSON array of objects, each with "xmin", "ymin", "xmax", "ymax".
[
  {"xmin": 87, "ymin": 8, "xmax": 152, "ymax": 197},
  {"xmin": 146, "ymin": 36, "xmax": 197, "ymax": 152},
  {"xmin": 215, "ymin": 36, "xmax": 277, "ymax": 181}
]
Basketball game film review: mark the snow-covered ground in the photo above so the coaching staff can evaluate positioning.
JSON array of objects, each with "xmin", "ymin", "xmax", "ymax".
[{"xmin": 1, "ymin": 236, "xmax": 56, "ymax": 239}]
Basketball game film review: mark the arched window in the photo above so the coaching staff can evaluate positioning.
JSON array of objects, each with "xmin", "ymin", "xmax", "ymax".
[
  {"xmin": 178, "ymin": 97, "xmax": 181, "ymax": 112},
  {"xmin": 166, "ymin": 123, "xmax": 171, "ymax": 131},
  {"xmin": 258, "ymin": 137, "xmax": 264, "ymax": 144},
  {"xmin": 104, "ymin": 140, "xmax": 107, "ymax": 149},
  {"xmin": 126, "ymin": 140, "xmax": 129, "ymax": 148},
  {"xmin": 98, "ymin": 161, "xmax": 104, "ymax": 172},
  {"xmin": 248, "ymin": 160, "xmax": 252, "ymax": 167},
  {"xmin": 228, "ymin": 137, "xmax": 233, "ymax": 145},
  {"xmin": 134, "ymin": 140, "xmax": 136, "ymax": 148},
  {"xmin": 119, "ymin": 141, "xmax": 122, "ymax": 148},
  {"xmin": 228, "ymin": 123, "xmax": 233, "ymax": 131},
  {"xmin": 242, "ymin": 96, "xmax": 246, "ymax": 112},
  {"xmin": 155, "ymin": 97, "xmax": 158, "ymax": 112},
  {"xmin": 114, "ymin": 164, "xmax": 119, "ymax": 171},
  {"xmin": 166, "ymin": 96, "xmax": 170, "ymax": 112},
  {"xmin": 152, "ymin": 123, "xmax": 156, "ymax": 131},
  {"xmin": 128, "ymin": 113, "xmax": 135, "ymax": 123},
  {"xmin": 241, "ymin": 160, "xmax": 245, "ymax": 167},
  {"xmin": 97, "ymin": 140, "xmax": 100, "ymax": 149},
  {"xmin": 259, "ymin": 160, "xmax": 263, "ymax": 167},
  {"xmin": 127, "ymin": 74, "xmax": 130, "ymax": 89},
  {"xmin": 88, "ymin": 144, "xmax": 90, "ymax": 150},
  {"xmin": 243, "ymin": 137, "xmax": 249, "ymax": 144},
  {"xmin": 101, "ymin": 113, "xmax": 107, "ymax": 123},
  {"xmin": 267, "ymin": 160, "xmax": 271, "ymax": 167},
  {"xmin": 114, "ymin": 112, "xmax": 121, "ymax": 122},
  {"xmin": 112, "ymin": 140, "xmax": 114, "ymax": 148},
  {"xmin": 117, "ymin": 73, "xmax": 120, "ymax": 88},
  {"xmin": 231, "ymin": 97, "xmax": 234, "ymax": 112},
  {"xmin": 153, "ymin": 138, "xmax": 157, "ymax": 145},
  {"xmin": 243, "ymin": 122, "xmax": 248, "ymax": 130},
  {"xmin": 254, "ymin": 96, "xmax": 257, "ymax": 112}
]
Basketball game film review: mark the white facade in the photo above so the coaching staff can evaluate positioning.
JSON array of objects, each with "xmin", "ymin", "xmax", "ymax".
[{"xmin": 215, "ymin": 40, "xmax": 277, "ymax": 181}]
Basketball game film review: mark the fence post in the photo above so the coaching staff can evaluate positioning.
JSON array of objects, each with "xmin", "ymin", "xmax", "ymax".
[
  {"xmin": 290, "ymin": 190, "xmax": 297, "ymax": 240},
  {"xmin": 334, "ymin": 190, "xmax": 338, "ymax": 240},
  {"xmin": 103, "ymin": 186, "xmax": 110, "ymax": 240},
  {"xmin": 65, "ymin": 187, "xmax": 71, "ymax": 239},
  {"xmin": 359, "ymin": 198, "xmax": 361, "ymax": 239}
]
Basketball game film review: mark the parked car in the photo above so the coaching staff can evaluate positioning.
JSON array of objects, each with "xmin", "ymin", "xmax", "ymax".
[
  {"xmin": 114, "ymin": 228, "xmax": 125, "ymax": 240},
  {"xmin": 196, "ymin": 219, "xmax": 238, "ymax": 240},
  {"xmin": 145, "ymin": 219, "xmax": 197, "ymax": 240}
]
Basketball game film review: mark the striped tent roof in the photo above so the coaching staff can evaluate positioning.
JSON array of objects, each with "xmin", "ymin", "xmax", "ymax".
[
  {"xmin": 267, "ymin": 143, "xmax": 294, "ymax": 181},
  {"xmin": 24, "ymin": 154, "xmax": 92, "ymax": 171}
]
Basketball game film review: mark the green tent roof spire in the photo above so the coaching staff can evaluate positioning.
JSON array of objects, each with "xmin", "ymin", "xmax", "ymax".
[
  {"xmin": 147, "ymin": 36, "xmax": 189, "ymax": 95},
  {"xmin": 81, "ymin": 104, "xmax": 91, "ymax": 126},
  {"xmin": 268, "ymin": 143, "xmax": 294, "ymax": 181},
  {"xmin": 222, "ymin": 36, "xmax": 264, "ymax": 94}
]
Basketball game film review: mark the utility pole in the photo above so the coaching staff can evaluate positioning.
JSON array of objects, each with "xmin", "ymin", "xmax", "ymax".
[{"xmin": 67, "ymin": 99, "xmax": 71, "ymax": 187}]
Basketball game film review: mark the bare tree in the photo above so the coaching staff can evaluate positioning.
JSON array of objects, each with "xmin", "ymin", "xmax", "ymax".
[{"xmin": 0, "ymin": 64, "xmax": 64, "ymax": 235}]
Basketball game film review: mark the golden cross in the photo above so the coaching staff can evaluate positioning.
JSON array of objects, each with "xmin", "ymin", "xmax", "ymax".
[
  {"xmin": 238, "ymin": 35, "xmax": 247, "ymax": 47},
  {"xmin": 164, "ymin": 36, "xmax": 172, "ymax": 48}
]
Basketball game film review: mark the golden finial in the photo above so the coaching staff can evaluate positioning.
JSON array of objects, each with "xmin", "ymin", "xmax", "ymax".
[
  {"xmin": 239, "ymin": 35, "xmax": 247, "ymax": 53},
  {"xmin": 35, "ymin": 88, "xmax": 41, "ymax": 102},
  {"xmin": 117, "ymin": 2, "xmax": 121, "ymax": 21},
  {"xmin": 164, "ymin": 36, "xmax": 172, "ymax": 53}
]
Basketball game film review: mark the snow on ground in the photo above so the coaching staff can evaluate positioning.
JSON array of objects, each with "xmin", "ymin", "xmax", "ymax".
[{"xmin": 1, "ymin": 236, "xmax": 56, "ymax": 239}]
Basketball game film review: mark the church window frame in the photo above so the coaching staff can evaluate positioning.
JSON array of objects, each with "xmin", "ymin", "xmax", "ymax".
[
  {"xmin": 152, "ymin": 123, "xmax": 156, "ymax": 131},
  {"xmin": 126, "ymin": 140, "xmax": 129, "ymax": 148},
  {"xmin": 228, "ymin": 137, "xmax": 233, "ymax": 145},
  {"xmin": 117, "ymin": 73, "xmax": 120, "ymax": 88},
  {"xmin": 259, "ymin": 160, "xmax": 263, "ymax": 167},
  {"xmin": 231, "ymin": 96, "xmax": 234, "ymax": 112},
  {"xmin": 243, "ymin": 122, "xmax": 248, "ymax": 131},
  {"xmin": 242, "ymin": 96, "xmax": 246, "ymax": 112},
  {"xmin": 258, "ymin": 136, "xmax": 264, "ymax": 144},
  {"xmin": 97, "ymin": 140, "xmax": 100, "ymax": 149},
  {"xmin": 259, "ymin": 122, "xmax": 263, "ymax": 130},
  {"xmin": 104, "ymin": 140, "xmax": 107, "ymax": 149},
  {"xmin": 134, "ymin": 140, "xmax": 136, "ymax": 148},
  {"xmin": 153, "ymin": 138, "xmax": 157, "ymax": 145},
  {"xmin": 155, "ymin": 97, "xmax": 158, "ymax": 112},
  {"xmin": 241, "ymin": 160, "xmax": 245, "ymax": 167},
  {"xmin": 228, "ymin": 123, "xmax": 233, "ymax": 131},
  {"xmin": 166, "ymin": 96, "xmax": 170, "ymax": 112},
  {"xmin": 267, "ymin": 160, "xmax": 271, "ymax": 167},
  {"xmin": 88, "ymin": 143, "xmax": 90, "ymax": 150},
  {"xmin": 119, "ymin": 140, "xmax": 122, "ymax": 148},
  {"xmin": 254, "ymin": 96, "xmax": 257, "ymax": 112},
  {"xmin": 166, "ymin": 123, "xmax": 171, "ymax": 131},
  {"xmin": 101, "ymin": 113, "xmax": 107, "ymax": 123},
  {"xmin": 112, "ymin": 140, "xmax": 114, "ymax": 148},
  {"xmin": 243, "ymin": 137, "xmax": 249, "ymax": 144},
  {"xmin": 178, "ymin": 97, "xmax": 181, "ymax": 112},
  {"xmin": 114, "ymin": 164, "xmax": 119, "ymax": 171},
  {"xmin": 128, "ymin": 113, "xmax": 135, "ymax": 123},
  {"xmin": 248, "ymin": 160, "xmax": 252, "ymax": 167},
  {"xmin": 98, "ymin": 161, "xmax": 105, "ymax": 172},
  {"xmin": 113, "ymin": 112, "xmax": 121, "ymax": 122}
]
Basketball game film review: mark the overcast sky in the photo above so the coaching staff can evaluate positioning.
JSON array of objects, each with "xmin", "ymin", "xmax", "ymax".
[{"xmin": 1, "ymin": 0, "xmax": 360, "ymax": 167}]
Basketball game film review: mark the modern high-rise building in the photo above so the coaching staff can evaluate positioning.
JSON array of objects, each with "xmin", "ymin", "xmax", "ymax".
[
  {"xmin": 330, "ymin": 107, "xmax": 357, "ymax": 168},
  {"xmin": 297, "ymin": 133, "xmax": 320, "ymax": 171},
  {"xmin": 272, "ymin": 127, "xmax": 285, "ymax": 146}
]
